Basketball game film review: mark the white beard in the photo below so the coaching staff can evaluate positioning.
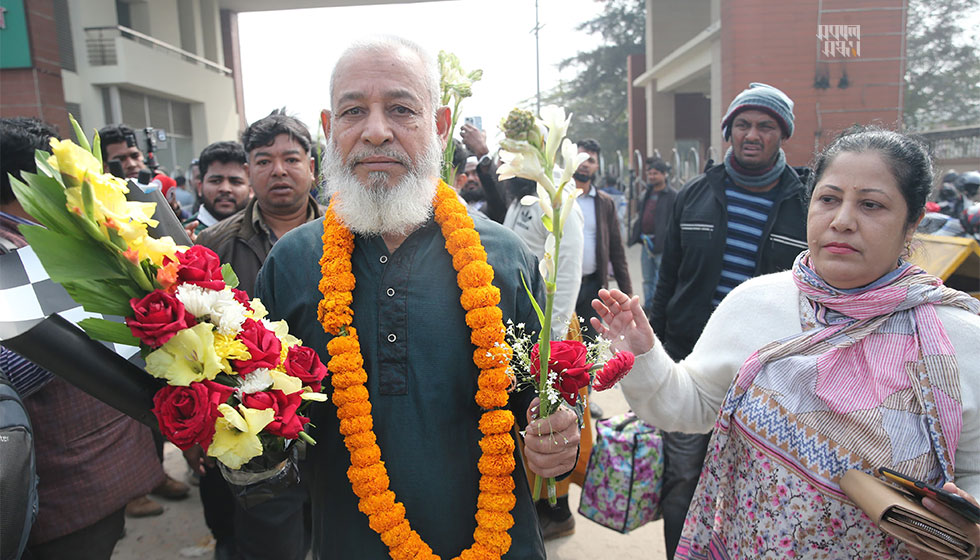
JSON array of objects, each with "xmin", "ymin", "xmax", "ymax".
[{"xmin": 323, "ymin": 133, "xmax": 442, "ymax": 237}]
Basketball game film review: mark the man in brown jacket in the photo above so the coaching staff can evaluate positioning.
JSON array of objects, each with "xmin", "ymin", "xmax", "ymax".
[
  {"xmin": 196, "ymin": 110, "xmax": 324, "ymax": 296},
  {"xmin": 573, "ymin": 138, "xmax": 632, "ymax": 337},
  {"xmin": 193, "ymin": 109, "xmax": 323, "ymax": 559}
]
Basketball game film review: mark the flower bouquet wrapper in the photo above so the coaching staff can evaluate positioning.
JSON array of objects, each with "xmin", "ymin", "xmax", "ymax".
[
  {"xmin": 1, "ymin": 314, "xmax": 162, "ymax": 429},
  {"xmin": 123, "ymin": 181, "xmax": 191, "ymax": 246},
  {"xmin": 218, "ymin": 441, "xmax": 301, "ymax": 509}
]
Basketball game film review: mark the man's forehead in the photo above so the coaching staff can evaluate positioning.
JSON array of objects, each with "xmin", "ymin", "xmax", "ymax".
[
  {"xmin": 331, "ymin": 48, "xmax": 428, "ymax": 106},
  {"xmin": 106, "ymin": 142, "xmax": 140, "ymax": 155},
  {"xmin": 578, "ymin": 147, "xmax": 598, "ymax": 159},
  {"xmin": 250, "ymin": 134, "xmax": 308, "ymax": 157},
  {"xmin": 733, "ymin": 109, "xmax": 777, "ymax": 125},
  {"xmin": 205, "ymin": 162, "xmax": 247, "ymax": 177}
]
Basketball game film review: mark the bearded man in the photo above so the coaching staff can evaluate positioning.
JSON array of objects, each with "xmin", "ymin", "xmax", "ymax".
[{"xmin": 253, "ymin": 37, "xmax": 580, "ymax": 560}]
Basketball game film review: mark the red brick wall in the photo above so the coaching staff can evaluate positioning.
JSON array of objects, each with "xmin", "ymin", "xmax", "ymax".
[
  {"xmin": 0, "ymin": 0, "xmax": 69, "ymax": 134},
  {"xmin": 720, "ymin": 0, "xmax": 906, "ymax": 166}
]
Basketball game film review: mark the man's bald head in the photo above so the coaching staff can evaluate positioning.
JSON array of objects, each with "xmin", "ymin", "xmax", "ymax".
[{"xmin": 329, "ymin": 36, "xmax": 440, "ymax": 117}]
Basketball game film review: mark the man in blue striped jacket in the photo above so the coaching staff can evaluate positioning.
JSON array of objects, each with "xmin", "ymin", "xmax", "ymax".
[{"xmin": 645, "ymin": 82, "xmax": 808, "ymax": 559}]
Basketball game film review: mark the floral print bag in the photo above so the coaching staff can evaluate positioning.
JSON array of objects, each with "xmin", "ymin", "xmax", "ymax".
[{"xmin": 578, "ymin": 412, "xmax": 664, "ymax": 533}]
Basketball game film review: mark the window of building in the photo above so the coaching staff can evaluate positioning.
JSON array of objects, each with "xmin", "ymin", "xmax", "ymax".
[
  {"xmin": 53, "ymin": 0, "xmax": 76, "ymax": 72},
  {"xmin": 102, "ymin": 87, "xmax": 196, "ymax": 176}
]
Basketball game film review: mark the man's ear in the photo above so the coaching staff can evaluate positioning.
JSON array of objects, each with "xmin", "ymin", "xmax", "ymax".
[
  {"xmin": 320, "ymin": 109, "xmax": 331, "ymax": 139},
  {"xmin": 435, "ymin": 106, "xmax": 451, "ymax": 146}
]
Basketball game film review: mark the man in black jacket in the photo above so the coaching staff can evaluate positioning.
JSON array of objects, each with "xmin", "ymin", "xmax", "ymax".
[
  {"xmin": 628, "ymin": 157, "xmax": 677, "ymax": 314},
  {"xmin": 651, "ymin": 83, "xmax": 808, "ymax": 559}
]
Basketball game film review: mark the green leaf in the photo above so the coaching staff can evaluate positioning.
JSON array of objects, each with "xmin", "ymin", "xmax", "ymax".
[
  {"xmin": 62, "ymin": 280, "xmax": 136, "ymax": 316},
  {"xmin": 221, "ymin": 263, "xmax": 240, "ymax": 289},
  {"xmin": 34, "ymin": 149, "xmax": 61, "ymax": 181},
  {"xmin": 520, "ymin": 271, "xmax": 545, "ymax": 327},
  {"xmin": 92, "ymin": 132, "xmax": 103, "ymax": 168},
  {"xmin": 79, "ymin": 317, "xmax": 139, "ymax": 346},
  {"xmin": 8, "ymin": 173, "xmax": 84, "ymax": 237},
  {"xmin": 19, "ymin": 225, "xmax": 128, "ymax": 282},
  {"xmin": 69, "ymin": 114, "xmax": 91, "ymax": 153}
]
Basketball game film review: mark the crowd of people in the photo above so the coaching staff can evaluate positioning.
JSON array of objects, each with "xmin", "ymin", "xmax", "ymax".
[{"xmin": 1, "ymin": 33, "xmax": 979, "ymax": 560}]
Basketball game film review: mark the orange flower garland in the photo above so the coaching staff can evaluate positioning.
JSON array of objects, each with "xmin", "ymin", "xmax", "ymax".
[{"xmin": 318, "ymin": 182, "xmax": 516, "ymax": 560}]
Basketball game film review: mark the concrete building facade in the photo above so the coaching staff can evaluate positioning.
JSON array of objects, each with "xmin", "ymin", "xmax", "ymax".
[{"xmin": 0, "ymin": 0, "xmax": 426, "ymax": 177}]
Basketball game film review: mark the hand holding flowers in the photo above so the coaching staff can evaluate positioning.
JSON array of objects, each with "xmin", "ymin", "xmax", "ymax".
[{"xmin": 497, "ymin": 107, "xmax": 636, "ymax": 504}]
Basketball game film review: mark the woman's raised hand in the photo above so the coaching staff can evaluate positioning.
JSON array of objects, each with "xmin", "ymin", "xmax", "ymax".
[{"xmin": 591, "ymin": 288, "xmax": 656, "ymax": 356}]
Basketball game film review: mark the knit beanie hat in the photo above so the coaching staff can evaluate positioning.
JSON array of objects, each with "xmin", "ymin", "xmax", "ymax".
[{"xmin": 721, "ymin": 83, "xmax": 795, "ymax": 140}]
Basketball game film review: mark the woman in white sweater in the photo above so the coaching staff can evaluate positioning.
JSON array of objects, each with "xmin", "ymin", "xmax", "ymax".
[{"xmin": 592, "ymin": 128, "xmax": 980, "ymax": 559}]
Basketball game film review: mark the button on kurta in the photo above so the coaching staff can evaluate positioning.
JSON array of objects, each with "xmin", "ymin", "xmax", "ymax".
[
  {"xmin": 387, "ymin": 333, "xmax": 396, "ymax": 343},
  {"xmin": 380, "ymin": 255, "xmax": 388, "ymax": 264},
  {"xmin": 386, "ymin": 288, "xmax": 395, "ymax": 297}
]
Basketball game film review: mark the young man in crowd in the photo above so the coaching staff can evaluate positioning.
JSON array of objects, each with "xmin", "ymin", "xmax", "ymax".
[{"xmin": 185, "ymin": 141, "xmax": 251, "ymax": 236}]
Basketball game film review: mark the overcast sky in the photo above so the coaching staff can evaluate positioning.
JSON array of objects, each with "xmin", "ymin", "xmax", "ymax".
[{"xmin": 238, "ymin": 0, "xmax": 604, "ymax": 150}]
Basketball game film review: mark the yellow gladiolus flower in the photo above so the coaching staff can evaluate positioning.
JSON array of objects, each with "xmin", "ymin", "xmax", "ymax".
[
  {"xmin": 207, "ymin": 404, "xmax": 274, "ymax": 469},
  {"xmin": 246, "ymin": 298, "xmax": 268, "ymax": 320},
  {"xmin": 145, "ymin": 323, "xmax": 229, "ymax": 386},
  {"xmin": 270, "ymin": 369, "xmax": 303, "ymax": 395},
  {"xmin": 48, "ymin": 138, "xmax": 103, "ymax": 189},
  {"xmin": 126, "ymin": 234, "xmax": 181, "ymax": 268}
]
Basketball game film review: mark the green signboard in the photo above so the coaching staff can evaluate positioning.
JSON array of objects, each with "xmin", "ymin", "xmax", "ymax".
[{"xmin": 1, "ymin": 0, "xmax": 33, "ymax": 69}]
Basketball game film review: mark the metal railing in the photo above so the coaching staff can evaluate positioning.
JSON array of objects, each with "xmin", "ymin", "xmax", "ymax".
[
  {"xmin": 918, "ymin": 127, "xmax": 980, "ymax": 162},
  {"xmin": 84, "ymin": 25, "xmax": 231, "ymax": 76}
]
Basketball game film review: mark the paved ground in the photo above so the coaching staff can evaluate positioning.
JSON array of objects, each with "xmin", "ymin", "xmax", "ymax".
[{"xmin": 112, "ymin": 245, "xmax": 667, "ymax": 559}]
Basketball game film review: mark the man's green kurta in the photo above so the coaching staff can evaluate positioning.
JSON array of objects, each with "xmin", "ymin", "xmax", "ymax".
[{"xmin": 255, "ymin": 212, "xmax": 546, "ymax": 560}]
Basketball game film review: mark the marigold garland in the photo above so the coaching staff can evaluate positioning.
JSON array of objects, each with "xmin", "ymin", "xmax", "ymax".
[{"xmin": 318, "ymin": 182, "xmax": 515, "ymax": 560}]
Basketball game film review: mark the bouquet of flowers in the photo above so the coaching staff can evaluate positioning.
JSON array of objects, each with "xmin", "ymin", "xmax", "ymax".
[
  {"xmin": 497, "ymin": 107, "xmax": 635, "ymax": 503},
  {"xmin": 9, "ymin": 117, "xmax": 326, "ymax": 470}
]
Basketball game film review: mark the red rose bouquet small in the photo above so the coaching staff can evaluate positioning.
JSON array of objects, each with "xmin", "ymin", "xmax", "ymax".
[{"xmin": 10, "ymin": 118, "xmax": 326, "ymax": 470}]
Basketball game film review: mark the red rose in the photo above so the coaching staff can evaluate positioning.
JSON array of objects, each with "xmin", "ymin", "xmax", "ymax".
[
  {"xmin": 530, "ymin": 340, "xmax": 592, "ymax": 406},
  {"xmin": 127, "ymin": 290, "xmax": 197, "ymax": 347},
  {"xmin": 231, "ymin": 288, "xmax": 252, "ymax": 310},
  {"xmin": 233, "ymin": 318, "xmax": 282, "ymax": 374},
  {"xmin": 283, "ymin": 345, "xmax": 328, "ymax": 392},
  {"xmin": 241, "ymin": 389, "xmax": 308, "ymax": 439},
  {"xmin": 593, "ymin": 351, "xmax": 635, "ymax": 391},
  {"xmin": 176, "ymin": 245, "xmax": 225, "ymax": 290},
  {"xmin": 152, "ymin": 380, "xmax": 234, "ymax": 451}
]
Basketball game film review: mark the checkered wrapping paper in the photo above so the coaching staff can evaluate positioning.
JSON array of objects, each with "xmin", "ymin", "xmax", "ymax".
[{"xmin": 0, "ymin": 245, "xmax": 139, "ymax": 359}]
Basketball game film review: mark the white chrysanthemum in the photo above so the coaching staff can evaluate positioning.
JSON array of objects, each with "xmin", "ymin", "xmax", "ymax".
[
  {"xmin": 175, "ymin": 285, "xmax": 247, "ymax": 336},
  {"xmin": 210, "ymin": 293, "xmax": 247, "ymax": 336},
  {"xmin": 175, "ymin": 284, "xmax": 221, "ymax": 318},
  {"xmin": 237, "ymin": 368, "xmax": 274, "ymax": 396}
]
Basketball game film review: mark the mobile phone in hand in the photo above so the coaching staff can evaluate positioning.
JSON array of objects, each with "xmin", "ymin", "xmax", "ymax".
[
  {"xmin": 464, "ymin": 116, "xmax": 482, "ymax": 130},
  {"xmin": 879, "ymin": 467, "xmax": 980, "ymax": 523}
]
